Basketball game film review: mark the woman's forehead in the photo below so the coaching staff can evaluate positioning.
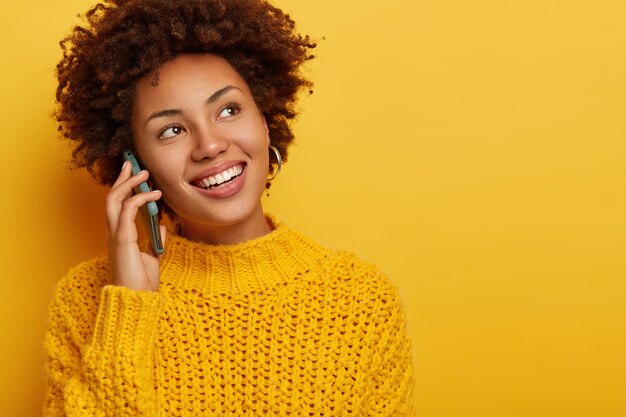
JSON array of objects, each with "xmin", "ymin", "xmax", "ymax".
[{"xmin": 133, "ymin": 54, "xmax": 251, "ymax": 109}]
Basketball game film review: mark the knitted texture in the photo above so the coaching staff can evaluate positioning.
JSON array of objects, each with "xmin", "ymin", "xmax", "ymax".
[{"xmin": 44, "ymin": 217, "xmax": 416, "ymax": 416}]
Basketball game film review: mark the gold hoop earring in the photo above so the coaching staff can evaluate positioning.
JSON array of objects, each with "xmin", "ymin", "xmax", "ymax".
[{"xmin": 267, "ymin": 145, "xmax": 282, "ymax": 182}]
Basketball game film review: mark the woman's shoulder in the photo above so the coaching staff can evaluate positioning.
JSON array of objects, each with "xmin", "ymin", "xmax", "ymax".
[
  {"xmin": 294, "ymin": 236, "xmax": 402, "ymax": 305},
  {"xmin": 278, "ymin": 220, "xmax": 397, "ymax": 293},
  {"xmin": 314, "ymin": 249, "xmax": 409, "ymax": 333}
]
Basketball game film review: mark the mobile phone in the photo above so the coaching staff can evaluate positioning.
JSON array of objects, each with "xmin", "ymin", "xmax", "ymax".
[{"xmin": 122, "ymin": 150, "xmax": 165, "ymax": 255}]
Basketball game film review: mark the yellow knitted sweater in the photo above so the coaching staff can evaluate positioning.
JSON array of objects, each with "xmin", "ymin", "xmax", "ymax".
[{"xmin": 44, "ymin": 217, "xmax": 416, "ymax": 416}]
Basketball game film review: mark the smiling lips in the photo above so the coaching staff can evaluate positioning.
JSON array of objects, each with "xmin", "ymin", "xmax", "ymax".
[{"xmin": 192, "ymin": 163, "xmax": 245, "ymax": 189}]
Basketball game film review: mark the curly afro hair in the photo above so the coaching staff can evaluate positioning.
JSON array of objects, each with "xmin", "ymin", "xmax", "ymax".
[{"xmin": 56, "ymin": 0, "xmax": 316, "ymax": 186}]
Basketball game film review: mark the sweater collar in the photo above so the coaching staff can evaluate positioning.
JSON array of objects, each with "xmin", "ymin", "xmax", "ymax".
[{"xmin": 158, "ymin": 215, "xmax": 328, "ymax": 296}]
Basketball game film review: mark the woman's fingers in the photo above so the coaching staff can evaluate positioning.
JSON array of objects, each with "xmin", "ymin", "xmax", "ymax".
[
  {"xmin": 106, "ymin": 167, "xmax": 151, "ymax": 232},
  {"xmin": 111, "ymin": 160, "xmax": 132, "ymax": 188},
  {"xmin": 106, "ymin": 161, "xmax": 162, "ymax": 251},
  {"xmin": 112, "ymin": 189, "xmax": 162, "ymax": 245}
]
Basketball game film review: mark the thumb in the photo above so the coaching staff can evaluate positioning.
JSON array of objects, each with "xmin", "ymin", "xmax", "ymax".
[
  {"xmin": 160, "ymin": 225, "xmax": 167, "ymax": 249},
  {"xmin": 146, "ymin": 225, "xmax": 167, "ymax": 258}
]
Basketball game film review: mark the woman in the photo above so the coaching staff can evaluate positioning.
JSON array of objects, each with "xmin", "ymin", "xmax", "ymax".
[{"xmin": 45, "ymin": 0, "xmax": 416, "ymax": 415}]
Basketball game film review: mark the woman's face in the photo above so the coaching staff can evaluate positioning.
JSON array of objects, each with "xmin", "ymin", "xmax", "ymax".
[{"xmin": 131, "ymin": 53, "xmax": 271, "ymax": 244}]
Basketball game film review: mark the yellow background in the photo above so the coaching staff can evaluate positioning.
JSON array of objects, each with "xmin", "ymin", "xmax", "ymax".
[{"xmin": 1, "ymin": 0, "xmax": 625, "ymax": 416}]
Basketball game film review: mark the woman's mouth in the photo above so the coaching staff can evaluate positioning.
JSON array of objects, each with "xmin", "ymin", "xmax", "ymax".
[{"xmin": 192, "ymin": 163, "xmax": 245, "ymax": 189}]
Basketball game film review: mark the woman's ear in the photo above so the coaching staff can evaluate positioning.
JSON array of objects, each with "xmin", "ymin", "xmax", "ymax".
[{"xmin": 261, "ymin": 114, "xmax": 270, "ymax": 146}]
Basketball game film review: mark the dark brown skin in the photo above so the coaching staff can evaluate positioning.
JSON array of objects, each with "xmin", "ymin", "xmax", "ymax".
[{"xmin": 55, "ymin": 0, "xmax": 316, "ymax": 188}]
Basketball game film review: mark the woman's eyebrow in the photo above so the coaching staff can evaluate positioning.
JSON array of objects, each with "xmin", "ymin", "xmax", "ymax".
[
  {"xmin": 207, "ymin": 85, "xmax": 242, "ymax": 103},
  {"xmin": 145, "ymin": 109, "xmax": 181, "ymax": 126},
  {"xmin": 144, "ymin": 85, "xmax": 243, "ymax": 126}
]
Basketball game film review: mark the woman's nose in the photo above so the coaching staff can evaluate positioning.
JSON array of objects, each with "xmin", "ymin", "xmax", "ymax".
[{"xmin": 191, "ymin": 127, "xmax": 229, "ymax": 161}]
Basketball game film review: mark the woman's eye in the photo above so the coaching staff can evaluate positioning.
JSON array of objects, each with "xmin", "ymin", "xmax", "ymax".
[
  {"xmin": 218, "ymin": 104, "xmax": 241, "ymax": 119},
  {"xmin": 159, "ymin": 125, "xmax": 183, "ymax": 139}
]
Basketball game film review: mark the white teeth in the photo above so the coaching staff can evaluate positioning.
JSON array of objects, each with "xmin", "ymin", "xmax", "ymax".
[{"xmin": 194, "ymin": 164, "xmax": 244, "ymax": 189}]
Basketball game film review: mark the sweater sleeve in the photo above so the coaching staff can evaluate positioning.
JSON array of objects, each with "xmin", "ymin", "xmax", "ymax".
[
  {"xmin": 44, "ymin": 277, "xmax": 163, "ymax": 417},
  {"xmin": 361, "ymin": 267, "xmax": 417, "ymax": 417}
]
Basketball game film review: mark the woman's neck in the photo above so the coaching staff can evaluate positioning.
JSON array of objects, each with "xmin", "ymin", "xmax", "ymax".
[{"xmin": 178, "ymin": 208, "xmax": 272, "ymax": 246}]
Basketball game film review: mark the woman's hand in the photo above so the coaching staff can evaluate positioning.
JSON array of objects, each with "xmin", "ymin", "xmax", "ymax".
[{"xmin": 106, "ymin": 161, "xmax": 167, "ymax": 291}]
